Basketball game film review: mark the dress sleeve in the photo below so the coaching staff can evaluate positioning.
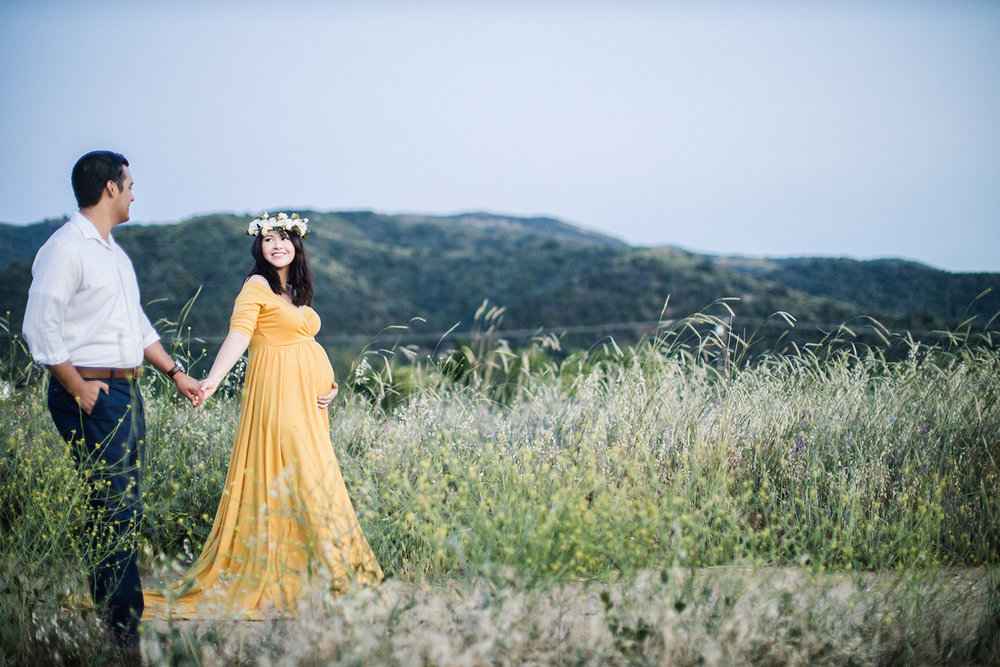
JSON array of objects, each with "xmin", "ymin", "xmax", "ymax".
[{"xmin": 229, "ymin": 282, "xmax": 266, "ymax": 338}]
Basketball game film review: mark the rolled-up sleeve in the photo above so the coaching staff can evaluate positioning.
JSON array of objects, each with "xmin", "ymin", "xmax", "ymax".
[
  {"xmin": 139, "ymin": 310, "xmax": 160, "ymax": 349},
  {"xmin": 22, "ymin": 241, "xmax": 78, "ymax": 365}
]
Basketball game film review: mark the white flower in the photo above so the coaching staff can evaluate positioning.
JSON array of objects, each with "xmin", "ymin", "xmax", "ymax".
[{"xmin": 246, "ymin": 211, "xmax": 310, "ymax": 237}]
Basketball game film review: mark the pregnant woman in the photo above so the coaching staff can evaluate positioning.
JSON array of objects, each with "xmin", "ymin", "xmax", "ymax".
[{"xmin": 143, "ymin": 213, "xmax": 382, "ymax": 619}]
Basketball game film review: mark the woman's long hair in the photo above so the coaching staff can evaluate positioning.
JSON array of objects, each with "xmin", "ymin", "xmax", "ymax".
[{"xmin": 248, "ymin": 231, "xmax": 314, "ymax": 307}]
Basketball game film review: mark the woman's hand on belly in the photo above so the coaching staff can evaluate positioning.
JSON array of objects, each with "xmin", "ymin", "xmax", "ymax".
[{"xmin": 316, "ymin": 381, "xmax": 339, "ymax": 410}]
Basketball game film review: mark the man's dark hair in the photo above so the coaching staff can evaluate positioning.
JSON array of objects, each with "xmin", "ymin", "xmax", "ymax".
[{"xmin": 71, "ymin": 150, "xmax": 129, "ymax": 209}]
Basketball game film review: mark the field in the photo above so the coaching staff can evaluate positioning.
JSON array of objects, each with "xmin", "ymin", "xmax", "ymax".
[{"xmin": 2, "ymin": 310, "xmax": 999, "ymax": 665}]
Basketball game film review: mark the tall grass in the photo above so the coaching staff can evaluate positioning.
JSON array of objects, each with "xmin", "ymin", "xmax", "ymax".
[
  {"xmin": 341, "ymin": 316, "xmax": 999, "ymax": 580},
  {"xmin": 1, "ymin": 307, "xmax": 998, "ymax": 664}
]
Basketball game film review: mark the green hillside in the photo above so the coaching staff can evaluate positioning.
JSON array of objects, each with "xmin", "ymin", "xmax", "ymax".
[
  {"xmin": 715, "ymin": 255, "xmax": 1000, "ymax": 329},
  {"xmin": 2, "ymin": 212, "xmax": 997, "ymax": 357},
  {"xmin": 0, "ymin": 217, "xmax": 66, "ymax": 273}
]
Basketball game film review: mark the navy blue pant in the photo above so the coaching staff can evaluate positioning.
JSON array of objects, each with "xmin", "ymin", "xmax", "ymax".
[{"xmin": 48, "ymin": 378, "xmax": 145, "ymax": 647}]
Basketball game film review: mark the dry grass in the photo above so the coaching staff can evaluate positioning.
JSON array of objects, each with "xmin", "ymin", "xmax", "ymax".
[{"xmin": 139, "ymin": 567, "xmax": 998, "ymax": 665}]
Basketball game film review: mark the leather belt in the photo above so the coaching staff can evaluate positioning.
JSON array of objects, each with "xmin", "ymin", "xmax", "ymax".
[{"xmin": 75, "ymin": 366, "xmax": 144, "ymax": 380}]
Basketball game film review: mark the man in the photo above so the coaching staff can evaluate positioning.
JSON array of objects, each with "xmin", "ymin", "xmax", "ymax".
[{"xmin": 22, "ymin": 150, "xmax": 203, "ymax": 650}]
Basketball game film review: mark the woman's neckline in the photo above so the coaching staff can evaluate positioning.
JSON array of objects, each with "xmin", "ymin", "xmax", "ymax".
[{"xmin": 247, "ymin": 279, "xmax": 309, "ymax": 313}]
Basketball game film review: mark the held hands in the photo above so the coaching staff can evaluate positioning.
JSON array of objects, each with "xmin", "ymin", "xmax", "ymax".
[
  {"xmin": 174, "ymin": 373, "xmax": 204, "ymax": 408},
  {"xmin": 200, "ymin": 376, "xmax": 222, "ymax": 402},
  {"xmin": 195, "ymin": 331, "xmax": 250, "ymax": 406},
  {"xmin": 317, "ymin": 382, "xmax": 339, "ymax": 410}
]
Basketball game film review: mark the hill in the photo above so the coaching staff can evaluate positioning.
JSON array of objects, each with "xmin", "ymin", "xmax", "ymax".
[
  {"xmin": 0, "ymin": 217, "xmax": 66, "ymax": 274},
  {"xmin": 2, "ymin": 212, "xmax": 997, "ymax": 357},
  {"xmin": 714, "ymin": 255, "xmax": 1000, "ymax": 330}
]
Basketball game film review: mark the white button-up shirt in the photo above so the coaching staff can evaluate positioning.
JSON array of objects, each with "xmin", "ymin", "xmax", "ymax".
[{"xmin": 22, "ymin": 212, "xmax": 160, "ymax": 367}]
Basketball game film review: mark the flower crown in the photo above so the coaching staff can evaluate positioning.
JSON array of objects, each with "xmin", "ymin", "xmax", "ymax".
[{"xmin": 247, "ymin": 212, "xmax": 309, "ymax": 238}]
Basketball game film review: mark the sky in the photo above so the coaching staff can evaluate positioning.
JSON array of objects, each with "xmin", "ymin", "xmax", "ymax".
[{"xmin": 1, "ymin": 0, "xmax": 998, "ymax": 273}]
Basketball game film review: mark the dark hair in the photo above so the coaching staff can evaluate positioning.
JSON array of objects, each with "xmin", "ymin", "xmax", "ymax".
[
  {"xmin": 248, "ymin": 232, "xmax": 314, "ymax": 307},
  {"xmin": 71, "ymin": 151, "xmax": 129, "ymax": 209}
]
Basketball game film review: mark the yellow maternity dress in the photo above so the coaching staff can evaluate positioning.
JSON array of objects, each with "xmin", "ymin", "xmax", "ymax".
[{"xmin": 142, "ymin": 280, "xmax": 382, "ymax": 619}]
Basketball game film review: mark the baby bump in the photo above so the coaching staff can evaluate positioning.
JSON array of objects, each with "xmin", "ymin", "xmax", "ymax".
[{"xmin": 303, "ymin": 341, "xmax": 336, "ymax": 393}]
